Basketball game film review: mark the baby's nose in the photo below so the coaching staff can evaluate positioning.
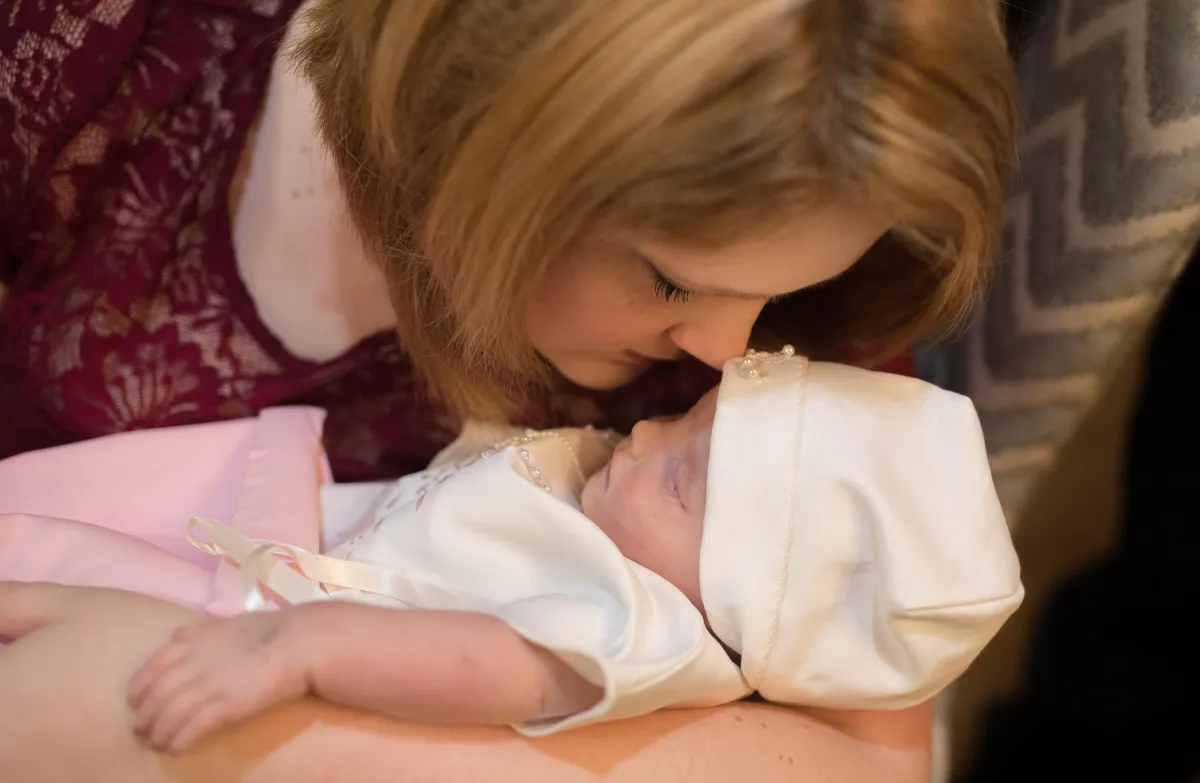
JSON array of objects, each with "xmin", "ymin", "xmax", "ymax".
[{"xmin": 629, "ymin": 419, "xmax": 659, "ymax": 460}]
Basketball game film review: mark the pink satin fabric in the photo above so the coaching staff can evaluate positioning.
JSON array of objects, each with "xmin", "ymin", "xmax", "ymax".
[{"xmin": 0, "ymin": 408, "xmax": 329, "ymax": 618}]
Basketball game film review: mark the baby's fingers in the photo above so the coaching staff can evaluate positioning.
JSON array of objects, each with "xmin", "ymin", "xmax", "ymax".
[
  {"xmin": 145, "ymin": 683, "xmax": 217, "ymax": 752},
  {"xmin": 129, "ymin": 658, "xmax": 203, "ymax": 734},
  {"xmin": 166, "ymin": 701, "xmax": 235, "ymax": 755},
  {"xmin": 128, "ymin": 638, "xmax": 190, "ymax": 709}
]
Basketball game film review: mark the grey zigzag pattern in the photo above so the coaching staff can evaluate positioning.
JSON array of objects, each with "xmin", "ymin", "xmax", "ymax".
[{"xmin": 919, "ymin": 0, "xmax": 1200, "ymax": 522}]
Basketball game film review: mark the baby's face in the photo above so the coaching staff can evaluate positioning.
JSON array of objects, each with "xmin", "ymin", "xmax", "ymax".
[{"xmin": 580, "ymin": 387, "xmax": 719, "ymax": 610}]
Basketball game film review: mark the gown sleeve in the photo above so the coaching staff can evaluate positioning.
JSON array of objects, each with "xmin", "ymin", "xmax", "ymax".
[{"xmin": 495, "ymin": 568, "xmax": 751, "ymax": 736}]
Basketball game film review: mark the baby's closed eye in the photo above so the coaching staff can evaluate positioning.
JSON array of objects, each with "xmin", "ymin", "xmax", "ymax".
[{"xmin": 664, "ymin": 459, "xmax": 685, "ymax": 507}]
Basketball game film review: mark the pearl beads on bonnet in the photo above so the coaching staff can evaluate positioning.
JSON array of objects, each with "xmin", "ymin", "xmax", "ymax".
[{"xmin": 699, "ymin": 348, "xmax": 1023, "ymax": 710}]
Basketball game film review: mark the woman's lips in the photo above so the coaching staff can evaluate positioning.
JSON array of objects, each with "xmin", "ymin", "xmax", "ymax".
[{"xmin": 622, "ymin": 350, "xmax": 657, "ymax": 365}]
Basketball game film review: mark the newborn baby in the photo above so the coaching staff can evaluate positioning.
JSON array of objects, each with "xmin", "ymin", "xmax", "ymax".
[{"xmin": 129, "ymin": 349, "xmax": 1023, "ymax": 753}]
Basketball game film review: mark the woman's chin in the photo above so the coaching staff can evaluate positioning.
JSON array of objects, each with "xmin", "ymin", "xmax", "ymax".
[{"xmin": 551, "ymin": 357, "xmax": 651, "ymax": 391}]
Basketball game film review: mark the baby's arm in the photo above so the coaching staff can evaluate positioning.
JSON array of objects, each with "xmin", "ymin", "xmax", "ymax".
[{"xmin": 129, "ymin": 601, "xmax": 602, "ymax": 753}]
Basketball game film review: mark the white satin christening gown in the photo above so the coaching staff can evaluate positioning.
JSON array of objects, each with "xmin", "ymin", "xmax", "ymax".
[{"xmin": 188, "ymin": 425, "xmax": 751, "ymax": 735}]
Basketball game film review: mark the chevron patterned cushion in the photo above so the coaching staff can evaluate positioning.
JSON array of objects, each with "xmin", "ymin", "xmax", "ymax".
[{"xmin": 920, "ymin": 0, "xmax": 1200, "ymax": 524}]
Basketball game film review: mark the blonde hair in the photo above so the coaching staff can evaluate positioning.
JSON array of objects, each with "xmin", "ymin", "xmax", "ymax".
[{"xmin": 295, "ymin": 0, "xmax": 1016, "ymax": 421}]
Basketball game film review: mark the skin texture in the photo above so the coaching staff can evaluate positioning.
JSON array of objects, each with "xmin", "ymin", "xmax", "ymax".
[
  {"xmin": 526, "ymin": 199, "xmax": 890, "ymax": 390},
  {"xmin": 0, "ymin": 582, "xmax": 931, "ymax": 783}
]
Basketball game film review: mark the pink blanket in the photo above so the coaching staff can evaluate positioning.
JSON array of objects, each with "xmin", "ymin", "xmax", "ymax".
[{"xmin": 0, "ymin": 408, "xmax": 329, "ymax": 617}]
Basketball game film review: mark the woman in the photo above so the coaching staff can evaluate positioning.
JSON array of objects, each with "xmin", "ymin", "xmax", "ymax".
[
  {"xmin": 0, "ymin": 0, "xmax": 1015, "ymax": 778},
  {"xmin": 0, "ymin": 0, "xmax": 1013, "ymax": 478}
]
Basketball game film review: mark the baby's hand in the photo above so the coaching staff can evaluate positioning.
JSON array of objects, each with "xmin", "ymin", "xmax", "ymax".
[{"xmin": 128, "ymin": 610, "xmax": 308, "ymax": 754}]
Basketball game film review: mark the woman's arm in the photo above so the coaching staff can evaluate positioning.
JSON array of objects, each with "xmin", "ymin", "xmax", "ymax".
[
  {"xmin": 128, "ymin": 599, "xmax": 601, "ymax": 752},
  {"xmin": 0, "ymin": 583, "xmax": 931, "ymax": 783}
]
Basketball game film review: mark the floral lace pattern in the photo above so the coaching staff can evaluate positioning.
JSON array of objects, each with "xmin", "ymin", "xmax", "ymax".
[{"xmin": 0, "ymin": 0, "xmax": 726, "ymax": 479}]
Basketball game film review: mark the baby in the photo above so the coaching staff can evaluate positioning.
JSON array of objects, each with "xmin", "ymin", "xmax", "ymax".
[{"xmin": 128, "ymin": 349, "xmax": 1023, "ymax": 753}]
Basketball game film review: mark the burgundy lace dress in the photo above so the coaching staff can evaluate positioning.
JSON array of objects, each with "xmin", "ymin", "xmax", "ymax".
[{"xmin": 0, "ymin": 0, "xmax": 910, "ymax": 481}]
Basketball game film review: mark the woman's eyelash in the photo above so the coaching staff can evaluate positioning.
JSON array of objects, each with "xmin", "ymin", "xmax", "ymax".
[{"xmin": 652, "ymin": 270, "xmax": 693, "ymax": 304}]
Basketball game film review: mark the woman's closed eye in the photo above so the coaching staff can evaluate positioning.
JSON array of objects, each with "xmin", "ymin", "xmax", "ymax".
[
  {"xmin": 641, "ymin": 256, "xmax": 692, "ymax": 304},
  {"xmin": 651, "ymin": 268, "xmax": 693, "ymax": 304}
]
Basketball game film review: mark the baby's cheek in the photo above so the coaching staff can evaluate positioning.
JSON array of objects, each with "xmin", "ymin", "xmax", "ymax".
[
  {"xmin": 579, "ymin": 470, "xmax": 605, "ymax": 519},
  {"xmin": 674, "ymin": 509, "xmax": 707, "ymax": 593},
  {"xmin": 641, "ymin": 518, "xmax": 705, "ymax": 610}
]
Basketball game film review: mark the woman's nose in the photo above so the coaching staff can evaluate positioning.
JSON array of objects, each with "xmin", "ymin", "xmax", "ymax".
[{"xmin": 668, "ymin": 300, "xmax": 763, "ymax": 370}]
